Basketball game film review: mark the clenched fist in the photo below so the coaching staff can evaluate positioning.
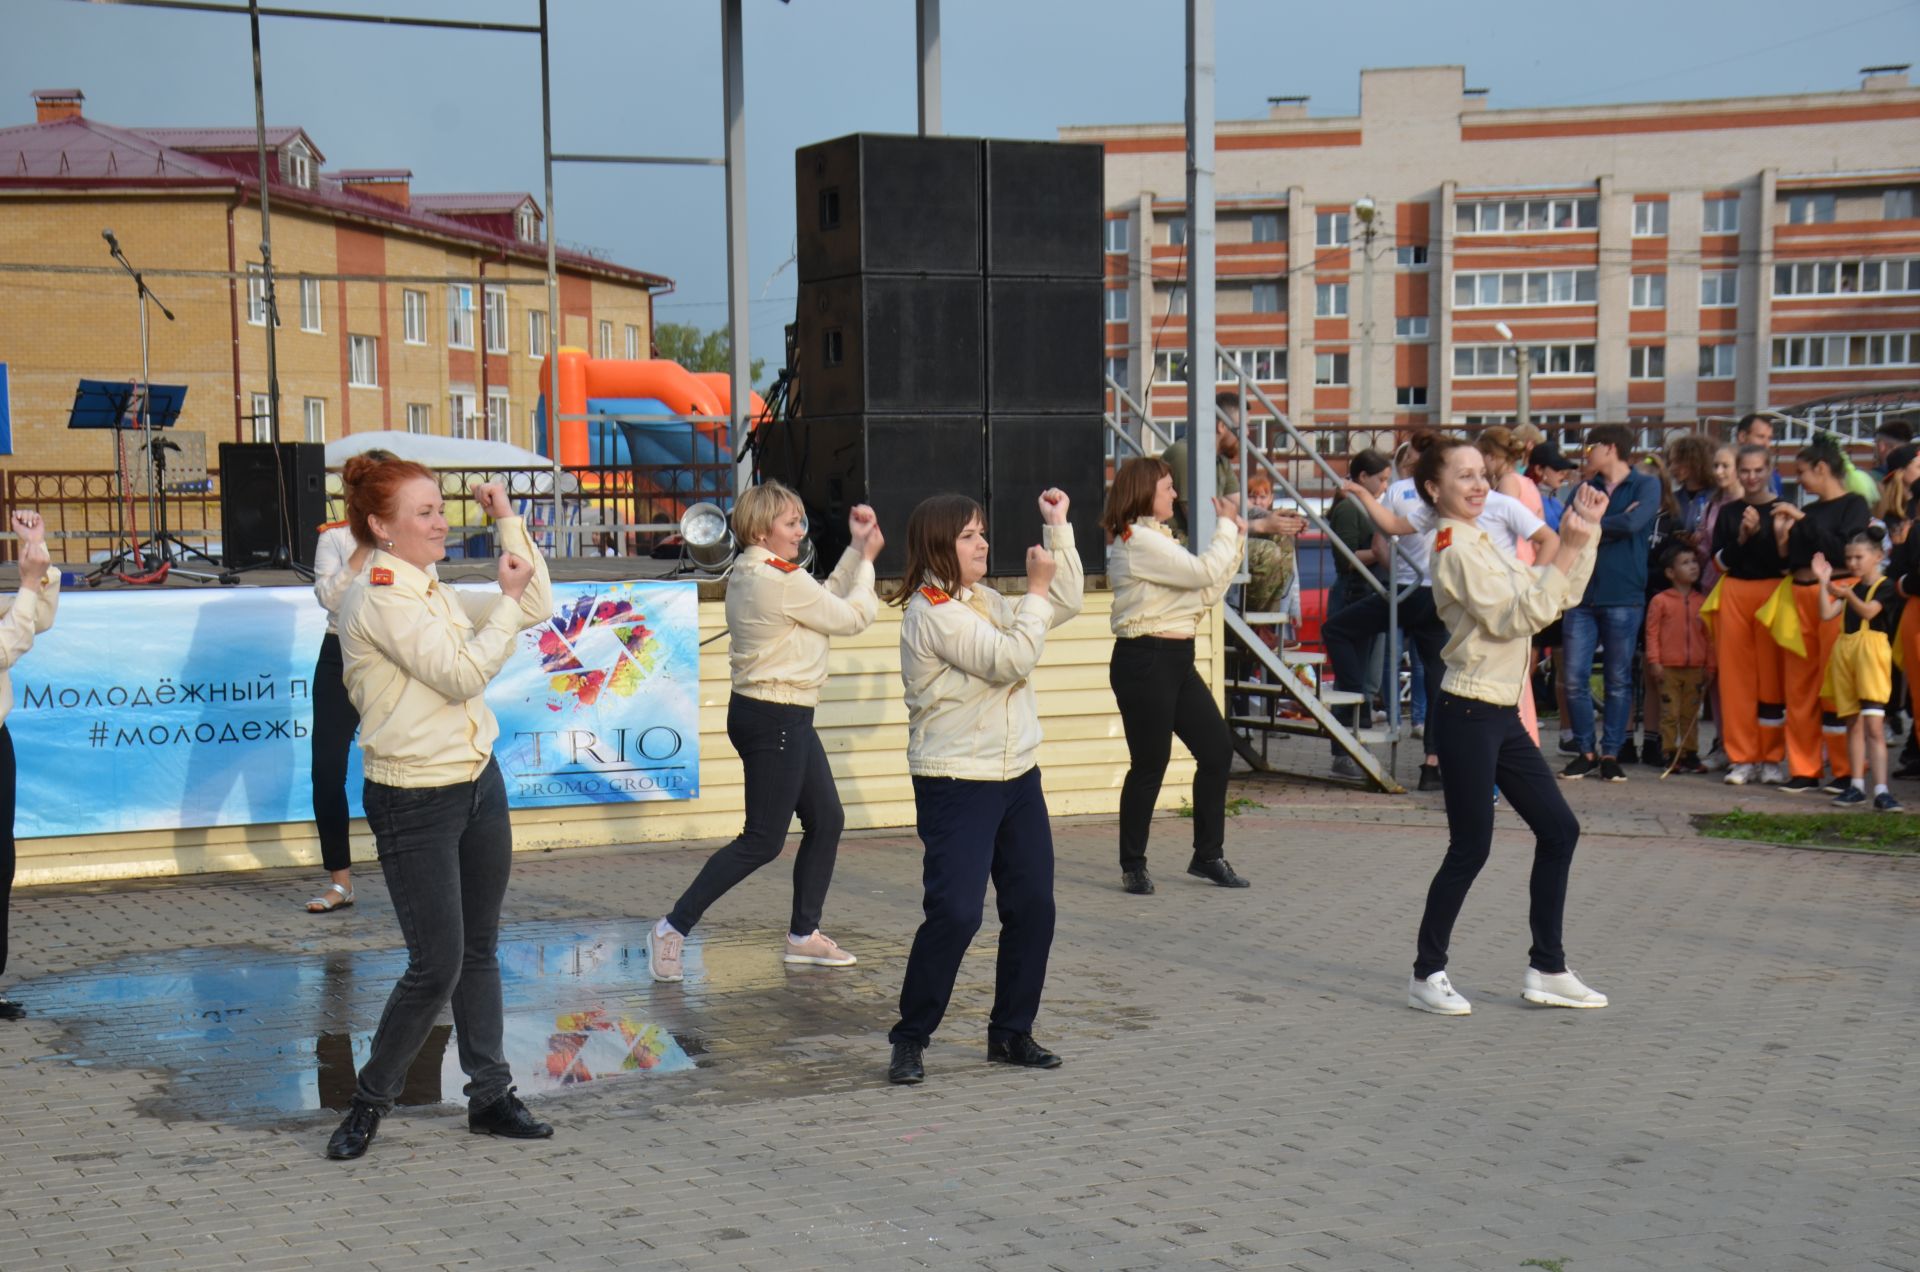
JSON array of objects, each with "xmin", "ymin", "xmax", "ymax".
[
  {"xmin": 848, "ymin": 504, "xmax": 884, "ymax": 563},
  {"xmin": 498, "ymin": 551, "xmax": 532, "ymax": 600},
  {"xmin": 1025, "ymin": 544, "xmax": 1057, "ymax": 595},
  {"xmin": 1038, "ymin": 488, "xmax": 1069, "ymax": 526},
  {"xmin": 471, "ymin": 481, "xmax": 514, "ymax": 520}
]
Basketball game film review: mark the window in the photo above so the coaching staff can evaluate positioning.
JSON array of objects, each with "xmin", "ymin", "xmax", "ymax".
[
  {"xmin": 246, "ymin": 264, "xmax": 272, "ymax": 326},
  {"xmin": 249, "ymin": 392, "xmax": 273, "ymax": 443},
  {"xmin": 1786, "ymin": 193, "xmax": 1836, "ymax": 225},
  {"xmin": 1104, "ymin": 217, "xmax": 1129, "ymax": 253},
  {"xmin": 1314, "ymin": 352, "xmax": 1349, "ymax": 385},
  {"xmin": 1315, "ymin": 282, "xmax": 1349, "ymax": 317},
  {"xmin": 484, "ymin": 285, "xmax": 510, "ymax": 355},
  {"xmin": 299, "ymin": 278, "xmax": 322, "ymax": 333},
  {"xmin": 1454, "ymin": 197, "xmax": 1597, "ymax": 235},
  {"xmin": 1630, "ymin": 274, "xmax": 1667, "ymax": 309},
  {"xmin": 1700, "ymin": 271, "xmax": 1738, "ymax": 307},
  {"xmin": 598, "ymin": 320, "xmax": 613, "ymax": 358},
  {"xmin": 303, "ymin": 397, "xmax": 325, "ymax": 443},
  {"xmin": 1167, "ymin": 286, "xmax": 1187, "ymax": 316},
  {"xmin": 486, "ymin": 390, "xmax": 510, "ymax": 444},
  {"xmin": 1452, "ymin": 269, "xmax": 1597, "ymax": 308},
  {"xmin": 1395, "ymin": 245, "xmax": 1428, "ymax": 268},
  {"xmin": 1395, "ymin": 385, "xmax": 1428, "ymax": 407},
  {"xmin": 1165, "ymin": 215, "xmax": 1187, "ymax": 247},
  {"xmin": 449, "ymin": 390, "xmax": 475, "ymax": 440},
  {"xmin": 1888, "ymin": 190, "xmax": 1917, "ymax": 220},
  {"xmin": 348, "ymin": 335, "xmax": 378, "ymax": 387},
  {"xmin": 1104, "ymin": 354, "xmax": 1129, "ymax": 386},
  {"xmin": 1703, "ymin": 197, "xmax": 1741, "ymax": 234},
  {"xmin": 1104, "ymin": 288, "xmax": 1129, "ymax": 322},
  {"xmin": 1153, "ymin": 350, "xmax": 1188, "ymax": 383},
  {"xmin": 1395, "ymin": 316, "xmax": 1430, "ymax": 338},
  {"xmin": 1629, "ymin": 346, "xmax": 1666, "ymax": 380},
  {"xmin": 625, "ymin": 324, "xmax": 642, "ymax": 360},
  {"xmin": 1217, "ymin": 347, "xmax": 1285, "ymax": 383},
  {"xmin": 1698, "ymin": 345, "xmax": 1736, "ymax": 379},
  {"xmin": 1772, "ymin": 332, "xmax": 1920, "ymax": 370},
  {"xmin": 402, "ymin": 289, "xmax": 427, "ymax": 344},
  {"xmin": 447, "ymin": 285, "xmax": 474, "ymax": 349},
  {"xmin": 1315, "ymin": 211, "xmax": 1349, "ymax": 247},
  {"xmin": 1251, "ymin": 213, "xmax": 1283, "ymax": 244},
  {"xmin": 1631, "ymin": 200, "xmax": 1669, "ymax": 237},
  {"xmin": 1453, "ymin": 343, "xmax": 1596, "ymax": 377},
  {"xmin": 517, "ymin": 205, "xmax": 538, "ymax": 242},
  {"xmin": 285, "ymin": 143, "xmax": 312, "ymax": 189},
  {"xmin": 1251, "ymin": 282, "xmax": 1283, "ymax": 313},
  {"xmin": 1773, "ymin": 257, "xmax": 1920, "ymax": 296},
  {"xmin": 406, "ymin": 402, "xmax": 431, "ymax": 434},
  {"xmin": 528, "ymin": 309, "xmax": 548, "ymax": 359}
]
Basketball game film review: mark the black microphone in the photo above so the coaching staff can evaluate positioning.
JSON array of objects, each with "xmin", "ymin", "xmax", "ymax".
[{"xmin": 103, "ymin": 228, "xmax": 121, "ymax": 252}]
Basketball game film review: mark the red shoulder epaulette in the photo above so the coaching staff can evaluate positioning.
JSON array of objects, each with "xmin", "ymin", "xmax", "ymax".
[
  {"xmin": 919, "ymin": 584, "xmax": 951, "ymax": 605},
  {"xmin": 766, "ymin": 557, "xmax": 801, "ymax": 574},
  {"xmin": 317, "ymin": 518, "xmax": 348, "ymax": 533},
  {"xmin": 1120, "ymin": 527, "xmax": 1132, "ymax": 542},
  {"xmin": 369, "ymin": 567, "xmax": 394, "ymax": 587},
  {"xmin": 1434, "ymin": 527, "xmax": 1453, "ymax": 552}
]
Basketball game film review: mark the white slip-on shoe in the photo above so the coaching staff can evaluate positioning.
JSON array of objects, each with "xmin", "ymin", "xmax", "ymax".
[
  {"xmin": 783, "ymin": 930, "xmax": 858, "ymax": 967},
  {"xmin": 1723, "ymin": 762, "xmax": 1754, "ymax": 787},
  {"xmin": 647, "ymin": 922, "xmax": 685, "ymax": 983},
  {"xmin": 1407, "ymin": 971, "xmax": 1472, "ymax": 1016},
  {"xmin": 1522, "ymin": 967, "xmax": 1609, "ymax": 1008},
  {"xmin": 1759, "ymin": 762, "xmax": 1788, "ymax": 786}
]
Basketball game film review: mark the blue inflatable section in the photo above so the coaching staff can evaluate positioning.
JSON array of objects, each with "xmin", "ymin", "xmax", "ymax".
[{"xmin": 535, "ymin": 396, "xmax": 731, "ymax": 501}]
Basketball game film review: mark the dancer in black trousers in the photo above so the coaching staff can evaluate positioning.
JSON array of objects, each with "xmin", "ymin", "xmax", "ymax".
[
  {"xmin": 0, "ymin": 511, "xmax": 57, "ymax": 1022},
  {"xmin": 1102, "ymin": 455, "xmax": 1249, "ymax": 894},
  {"xmin": 885, "ymin": 488, "xmax": 1083, "ymax": 1086},
  {"xmin": 1407, "ymin": 437, "xmax": 1613, "ymax": 1017}
]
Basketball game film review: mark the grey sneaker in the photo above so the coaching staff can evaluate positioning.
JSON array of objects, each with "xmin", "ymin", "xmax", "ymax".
[{"xmin": 1331, "ymin": 754, "xmax": 1362, "ymax": 779}]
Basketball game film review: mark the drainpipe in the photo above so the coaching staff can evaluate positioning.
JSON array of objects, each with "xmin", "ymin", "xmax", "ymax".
[{"xmin": 226, "ymin": 187, "xmax": 245, "ymax": 441}]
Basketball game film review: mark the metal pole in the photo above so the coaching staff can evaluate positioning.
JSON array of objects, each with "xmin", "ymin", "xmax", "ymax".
[
  {"xmin": 539, "ymin": 0, "xmax": 565, "ymax": 550},
  {"xmin": 1184, "ymin": 0, "xmax": 1216, "ymax": 546},
  {"xmin": 916, "ymin": 0, "xmax": 942, "ymax": 136},
  {"xmin": 248, "ymin": 0, "xmax": 280, "ymax": 453},
  {"xmin": 722, "ymin": 0, "xmax": 750, "ymax": 499},
  {"xmin": 1516, "ymin": 346, "xmax": 1532, "ymax": 433},
  {"xmin": 137, "ymin": 267, "xmax": 156, "ymax": 563},
  {"xmin": 1358, "ymin": 206, "xmax": 1376, "ymax": 441}
]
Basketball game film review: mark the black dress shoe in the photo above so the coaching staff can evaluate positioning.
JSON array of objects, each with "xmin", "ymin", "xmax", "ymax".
[
  {"xmin": 468, "ymin": 1089, "xmax": 553, "ymax": 1139},
  {"xmin": 0, "ymin": 998, "xmax": 25, "ymax": 1021},
  {"xmin": 325, "ymin": 1101, "xmax": 383, "ymax": 1160},
  {"xmin": 888, "ymin": 1041, "xmax": 925, "ymax": 1085},
  {"xmin": 1121, "ymin": 869, "xmax": 1154, "ymax": 895},
  {"xmin": 1186, "ymin": 856, "xmax": 1250, "ymax": 888},
  {"xmin": 987, "ymin": 1033, "xmax": 1063, "ymax": 1069}
]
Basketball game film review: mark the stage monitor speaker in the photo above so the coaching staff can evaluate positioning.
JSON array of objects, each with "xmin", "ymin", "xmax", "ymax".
[
  {"xmin": 987, "ymin": 415, "xmax": 1107, "ymax": 577},
  {"xmin": 760, "ymin": 414, "xmax": 984, "ymax": 578},
  {"xmin": 983, "ymin": 140, "xmax": 1105, "ymax": 279},
  {"xmin": 797, "ymin": 274, "xmax": 984, "ymax": 417},
  {"xmin": 796, "ymin": 133, "xmax": 982, "ymax": 281},
  {"xmin": 218, "ymin": 441, "xmax": 326, "ymax": 569},
  {"xmin": 987, "ymin": 278, "xmax": 1104, "ymax": 414}
]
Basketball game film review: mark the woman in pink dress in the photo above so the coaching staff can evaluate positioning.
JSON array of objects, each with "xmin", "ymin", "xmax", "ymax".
[{"xmin": 1479, "ymin": 427, "xmax": 1544, "ymax": 743}]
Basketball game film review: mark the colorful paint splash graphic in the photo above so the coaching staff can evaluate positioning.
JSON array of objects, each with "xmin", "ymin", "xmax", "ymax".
[
  {"xmin": 544, "ymin": 1009, "xmax": 682, "ymax": 1084},
  {"xmin": 537, "ymin": 592, "xmax": 662, "ymax": 708}
]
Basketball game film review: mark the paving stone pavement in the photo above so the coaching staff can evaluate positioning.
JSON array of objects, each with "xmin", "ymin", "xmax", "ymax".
[{"xmin": 0, "ymin": 746, "xmax": 1915, "ymax": 1272}]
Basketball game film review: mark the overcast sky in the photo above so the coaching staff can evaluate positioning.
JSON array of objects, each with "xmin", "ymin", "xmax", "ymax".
[{"xmin": 6, "ymin": 0, "xmax": 1917, "ymax": 359}]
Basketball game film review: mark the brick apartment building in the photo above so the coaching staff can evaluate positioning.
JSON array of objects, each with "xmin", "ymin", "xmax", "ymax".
[
  {"xmin": 0, "ymin": 88, "xmax": 669, "ymax": 470},
  {"xmin": 1063, "ymin": 65, "xmax": 1920, "ymax": 452}
]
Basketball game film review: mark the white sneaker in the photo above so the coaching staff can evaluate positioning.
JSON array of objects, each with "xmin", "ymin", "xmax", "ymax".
[
  {"xmin": 647, "ymin": 921, "xmax": 685, "ymax": 983},
  {"xmin": 1522, "ymin": 967, "xmax": 1609, "ymax": 1009},
  {"xmin": 1723, "ymin": 763, "xmax": 1755, "ymax": 786},
  {"xmin": 1407, "ymin": 971, "xmax": 1472, "ymax": 1016},
  {"xmin": 1760, "ymin": 763, "xmax": 1788, "ymax": 786},
  {"xmin": 783, "ymin": 930, "xmax": 857, "ymax": 967}
]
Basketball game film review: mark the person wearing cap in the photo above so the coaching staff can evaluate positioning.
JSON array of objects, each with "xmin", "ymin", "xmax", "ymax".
[
  {"xmin": 1872, "ymin": 420, "xmax": 1915, "ymax": 483},
  {"xmin": 323, "ymin": 457, "xmax": 554, "ymax": 1161},
  {"xmin": 0, "ymin": 512, "xmax": 57, "ymax": 1024},
  {"xmin": 884, "ymin": 488, "xmax": 1083, "ymax": 1087},
  {"xmin": 646, "ymin": 481, "xmax": 882, "ymax": 983},
  {"xmin": 1525, "ymin": 443, "xmax": 1579, "ymax": 533}
]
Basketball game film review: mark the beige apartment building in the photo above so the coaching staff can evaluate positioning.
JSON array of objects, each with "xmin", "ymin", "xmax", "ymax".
[{"xmin": 1064, "ymin": 65, "xmax": 1920, "ymax": 450}]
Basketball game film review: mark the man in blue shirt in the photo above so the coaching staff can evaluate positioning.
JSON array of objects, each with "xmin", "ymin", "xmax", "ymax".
[{"xmin": 1561, "ymin": 424, "xmax": 1662, "ymax": 783}]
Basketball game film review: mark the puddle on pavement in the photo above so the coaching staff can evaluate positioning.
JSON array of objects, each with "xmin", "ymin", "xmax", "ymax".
[{"xmin": 8, "ymin": 918, "xmax": 886, "ymax": 1121}]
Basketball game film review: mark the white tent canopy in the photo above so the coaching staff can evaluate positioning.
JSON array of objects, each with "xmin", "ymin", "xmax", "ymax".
[{"xmin": 325, "ymin": 431, "xmax": 578, "ymax": 493}]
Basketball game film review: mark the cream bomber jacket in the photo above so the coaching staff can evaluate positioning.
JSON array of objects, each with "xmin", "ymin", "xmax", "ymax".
[
  {"xmin": 312, "ymin": 524, "xmax": 360, "ymax": 633},
  {"xmin": 338, "ymin": 516, "xmax": 552, "ymax": 788},
  {"xmin": 0, "ymin": 567, "xmax": 61, "ymax": 729},
  {"xmin": 900, "ymin": 523, "xmax": 1084, "ymax": 781},
  {"xmin": 727, "ymin": 544, "xmax": 878, "ymax": 706},
  {"xmin": 1107, "ymin": 516, "xmax": 1242, "ymax": 638},
  {"xmin": 1430, "ymin": 515, "xmax": 1595, "ymax": 706}
]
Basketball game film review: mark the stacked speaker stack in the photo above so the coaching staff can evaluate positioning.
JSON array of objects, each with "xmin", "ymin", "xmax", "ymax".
[{"xmin": 764, "ymin": 132, "xmax": 1106, "ymax": 577}]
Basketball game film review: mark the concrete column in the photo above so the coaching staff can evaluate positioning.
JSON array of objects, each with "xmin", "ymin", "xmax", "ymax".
[
  {"xmin": 1667, "ymin": 191, "xmax": 1704, "ymax": 425},
  {"xmin": 1594, "ymin": 174, "xmax": 1630, "ymax": 423}
]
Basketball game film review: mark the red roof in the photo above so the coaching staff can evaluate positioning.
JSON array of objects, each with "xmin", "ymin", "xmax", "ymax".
[{"xmin": 0, "ymin": 114, "xmax": 667, "ymax": 288}]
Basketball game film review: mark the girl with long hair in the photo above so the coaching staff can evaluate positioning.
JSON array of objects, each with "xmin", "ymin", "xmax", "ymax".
[{"xmin": 0, "ymin": 512, "xmax": 56, "ymax": 1023}]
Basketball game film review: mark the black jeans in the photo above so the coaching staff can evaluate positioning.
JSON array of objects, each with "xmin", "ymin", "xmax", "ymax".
[
  {"xmin": 356, "ymin": 757, "xmax": 514, "ymax": 1112},
  {"xmin": 311, "ymin": 634, "xmax": 360, "ymax": 874},
  {"xmin": 890, "ymin": 767, "xmax": 1055, "ymax": 1048},
  {"xmin": 1414, "ymin": 692, "xmax": 1580, "ymax": 980},
  {"xmin": 1110, "ymin": 637, "xmax": 1234, "ymax": 871},
  {"xmin": 668, "ymin": 694, "xmax": 843, "ymax": 938},
  {"xmin": 0, "ymin": 726, "xmax": 13, "ymax": 980},
  {"xmin": 1322, "ymin": 584, "xmax": 1448, "ymax": 755}
]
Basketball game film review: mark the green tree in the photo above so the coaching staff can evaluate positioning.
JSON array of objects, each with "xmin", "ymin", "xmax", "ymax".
[{"xmin": 652, "ymin": 322, "xmax": 766, "ymax": 384}]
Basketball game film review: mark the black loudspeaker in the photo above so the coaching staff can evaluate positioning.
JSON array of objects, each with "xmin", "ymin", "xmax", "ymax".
[
  {"xmin": 760, "ymin": 415, "xmax": 985, "ymax": 578},
  {"xmin": 987, "ymin": 416, "xmax": 1107, "ymax": 577},
  {"xmin": 796, "ymin": 134, "xmax": 982, "ymax": 281},
  {"xmin": 218, "ymin": 441, "xmax": 326, "ymax": 569},
  {"xmin": 987, "ymin": 278, "xmax": 1104, "ymax": 413},
  {"xmin": 796, "ymin": 275, "xmax": 984, "ymax": 416},
  {"xmin": 983, "ymin": 140, "xmax": 1105, "ymax": 279}
]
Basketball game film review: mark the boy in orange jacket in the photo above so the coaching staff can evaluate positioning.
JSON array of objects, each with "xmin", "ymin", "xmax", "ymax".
[{"xmin": 1646, "ymin": 544, "xmax": 1715, "ymax": 773}]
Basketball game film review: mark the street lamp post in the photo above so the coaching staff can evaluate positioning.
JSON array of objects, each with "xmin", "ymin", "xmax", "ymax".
[
  {"xmin": 1353, "ymin": 196, "xmax": 1377, "ymax": 447},
  {"xmin": 1495, "ymin": 320, "xmax": 1532, "ymax": 433}
]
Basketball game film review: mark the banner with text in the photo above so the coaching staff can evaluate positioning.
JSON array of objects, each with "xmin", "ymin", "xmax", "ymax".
[{"xmin": 12, "ymin": 580, "xmax": 701, "ymax": 838}]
